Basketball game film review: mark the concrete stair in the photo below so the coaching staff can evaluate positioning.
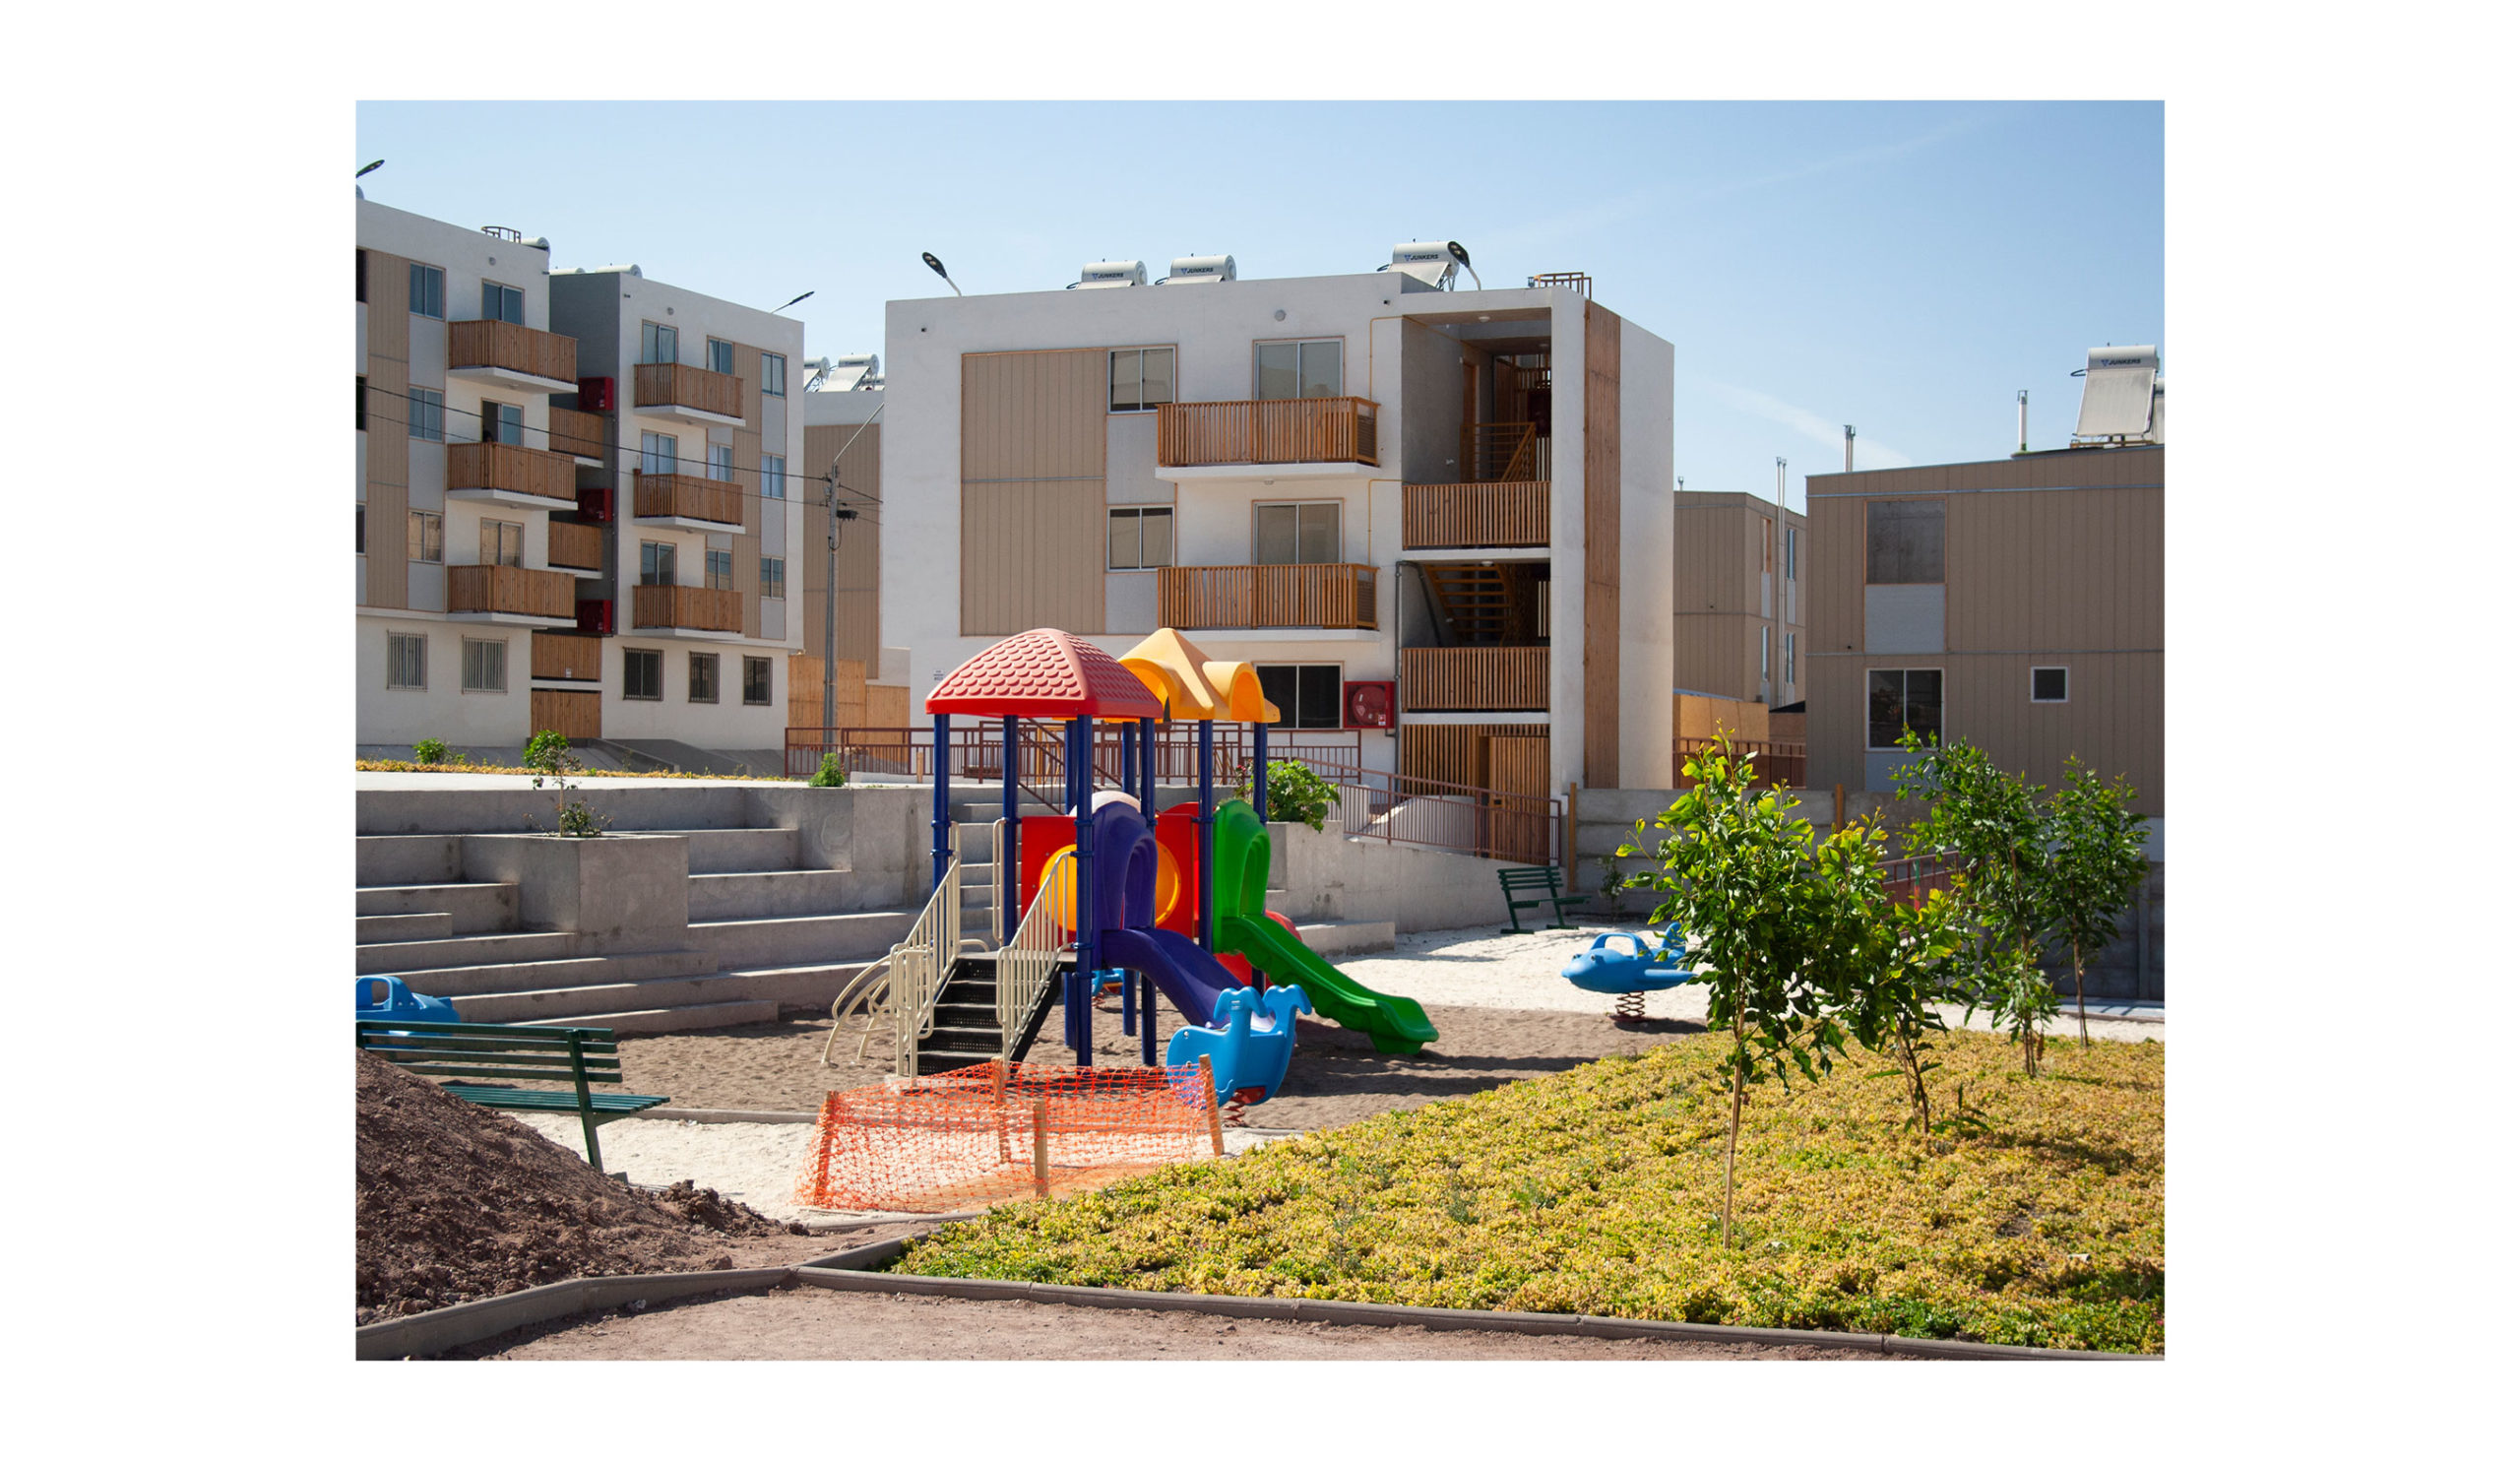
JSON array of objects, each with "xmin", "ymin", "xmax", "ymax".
[
  {"xmin": 686, "ymin": 868, "xmax": 858, "ymax": 921},
  {"xmin": 356, "ymin": 912, "xmax": 454, "ymax": 944},
  {"xmin": 355, "ymin": 882, "xmax": 518, "ymax": 934},
  {"xmin": 356, "ymin": 930, "xmax": 581, "ymax": 976},
  {"xmin": 685, "ymin": 910, "xmax": 918, "ymax": 971},
  {"xmin": 676, "ymin": 827, "xmax": 799, "ymax": 873}
]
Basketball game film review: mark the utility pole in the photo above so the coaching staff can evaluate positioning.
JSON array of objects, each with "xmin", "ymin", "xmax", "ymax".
[{"xmin": 821, "ymin": 469, "xmax": 857, "ymax": 733}]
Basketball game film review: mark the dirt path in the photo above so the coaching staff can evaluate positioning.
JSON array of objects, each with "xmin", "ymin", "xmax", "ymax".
[{"xmin": 457, "ymin": 1284, "xmax": 1914, "ymax": 1361}]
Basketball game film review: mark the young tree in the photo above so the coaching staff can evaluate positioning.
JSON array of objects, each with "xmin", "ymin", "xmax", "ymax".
[
  {"xmin": 1891, "ymin": 731, "xmax": 2054, "ymax": 1075},
  {"xmin": 1615, "ymin": 736, "xmax": 1888, "ymax": 1244},
  {"xmin": 2046, "ymin": 757, "xmax": 2151, "ymax": 1046}
]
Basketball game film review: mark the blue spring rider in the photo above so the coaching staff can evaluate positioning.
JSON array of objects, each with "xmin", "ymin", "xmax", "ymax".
[
  {"xmin": 355, "ymin": 975, "xmax": 460, "ymax": 1025},
  {"xmin": 1558, "ymin": 923, "xmax": 1696, "ymax": 1024},
  {"xmin": 1167, "ymin": 985, "xmax": 1313, "ymax": 1107}
]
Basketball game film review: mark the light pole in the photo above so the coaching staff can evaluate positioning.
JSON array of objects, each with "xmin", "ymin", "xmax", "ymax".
[
  {"xmin": 814, "ymin": 406, "xmax": 886, "ymax": 732},
  {"xmin": 1446, "ymin": 240, "xmax": 1480, "ymax": 290},
  {"xmin": 921, "ymin": 252, "xmax": 962, "ymax": 296}
]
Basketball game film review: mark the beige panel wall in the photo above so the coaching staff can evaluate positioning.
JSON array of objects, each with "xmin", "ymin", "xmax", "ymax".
[
  {"xmin": 800, "ymin": 420, "xmax": 883, "ymax": 670},
  {"xmin": 1946, "ymin": 485, "xmax": 2164, "ymax": 653},
  {"xmin": 362, "ymin": 249, "xmax": 411, "ymax": 609},
  {"xmin": 960, "ymin": 350, "xmax": 1107, "ymax": 637},
  {"xmin": 1581, "ymin": 303, "xmax": 1621, "ymax": 786}
]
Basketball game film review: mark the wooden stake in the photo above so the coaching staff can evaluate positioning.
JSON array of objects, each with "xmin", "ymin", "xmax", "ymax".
[
  {"xmin": 1031, "ymin": 1097, "xmax": 1050, "ymax": 1199},
  {"xmin": 1199, "ymin": 1054, "xmax": 1226, "ymax": 1156},
  {"xmin": 990, "ymin": 1058, "xmax": 1011, "ymax": 1164},
  {"xmin": 1833, "ymin": 782, "xmax": 1845, "ymax": 831}
]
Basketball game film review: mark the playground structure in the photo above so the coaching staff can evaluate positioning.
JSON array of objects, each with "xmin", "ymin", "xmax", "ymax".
[{"xmin": 1557, "ymin": 923, "xmax": 1697, "ymax": 1023}]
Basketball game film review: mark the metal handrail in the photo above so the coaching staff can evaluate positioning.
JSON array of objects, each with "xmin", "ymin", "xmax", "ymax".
[
  {"xmin": 995, "ymin": 858, "xmax": 1073, "ymax": 1058},
  {"xmin": 887, "ymin": 853, "xmax": 963, "ymax": 1077},
  {"xmin": 820, "ymin": 950, "xmax": 898, "ymax": 1066}
]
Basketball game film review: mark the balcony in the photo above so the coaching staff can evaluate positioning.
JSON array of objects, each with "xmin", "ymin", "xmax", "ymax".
[
  {"xmin": 1401, "ymin": 646, "xmax": 1550, "ymax": 713},
  {"xmin": 1156, "ymin": 398, "xmax": 1378, "ymax": 475},
  {"xmin": 530, "ymin": 629, "xmax": 602, "ymax": 683},
  {"xmin": 632, "ymin": 472, "xmax": 745, "ymax": 531},
  {"xmin": 1159, "ymin": 564, "xmax": 1378, "ymax": 632},
  {"xmin": 632, "ymin": 584, "xmax": 743, "ymax": 635},
  {"xmin": 447, "ymin": 565, "xmax": 578, "ymax": 624},
  {"xmin": 546, "ymin": 519, "xmax": 603, "ymax": 576},
  {"xmin": 1403, "ymin": 480, "xmax": 1551, "ymax": 549},
  {"xmin": 633, "ymin": 362, "xmax": 745, "ymax": 425},
  {"xmin": 446, "ymin": 319, "xmax": 577, "ymax": 392},
  {"xmin": 446, "ymin": 441, "xmax": 578, "ymax": 507},
  {"xmin": 547, "ymin": 405, "xmax": 606, "ymax": 463}
]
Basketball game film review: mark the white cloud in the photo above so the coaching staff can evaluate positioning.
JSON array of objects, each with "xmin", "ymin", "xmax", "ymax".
[{"xmin": 1701, "ymin": 379, "xmax": 1915, "ymax": 470}]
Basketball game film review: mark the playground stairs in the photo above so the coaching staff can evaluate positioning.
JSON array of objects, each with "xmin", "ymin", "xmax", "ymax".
[
  {"xmin": 909, "ymin": 949, "xmax": 1069, "ymax": 1077},
  {"xmin": 354, "ymin": 811, "xmax": 919, "ymax": 1036}
]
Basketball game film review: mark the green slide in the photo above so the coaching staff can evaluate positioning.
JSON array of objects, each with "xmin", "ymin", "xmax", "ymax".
[{"xmin": 1209, "ymin": 798, "xmax": 1439, "ymax": 1056}]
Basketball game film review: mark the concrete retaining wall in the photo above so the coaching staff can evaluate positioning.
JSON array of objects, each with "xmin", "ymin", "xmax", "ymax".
[{"xmin": 1264, "ymin": 819, "xmax": 1529, "ymax": 934}]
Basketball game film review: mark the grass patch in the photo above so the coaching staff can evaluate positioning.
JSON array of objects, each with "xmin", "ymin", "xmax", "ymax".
[
  {"xmin": 890, "ymin": 1029, "xmax": 2164, "ymax": 1352},
  {"xmin": 355, "ymin": 759, "xmax": 776, "ymax": 782}
]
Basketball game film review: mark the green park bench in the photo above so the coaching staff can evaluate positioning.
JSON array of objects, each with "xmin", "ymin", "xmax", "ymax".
[
  {"xmin": 1498, "ymin": 864, "xmax": 1587, "ymax": 934},
  {"xmin": 354, "ymin": 1020, "xmax": 668, "ymax": 1173}
]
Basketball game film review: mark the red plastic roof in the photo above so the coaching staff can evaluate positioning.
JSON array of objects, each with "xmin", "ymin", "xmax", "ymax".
[{"xmin": 924, "ymin": 628, "xmax": 1166, "ymax": 721}]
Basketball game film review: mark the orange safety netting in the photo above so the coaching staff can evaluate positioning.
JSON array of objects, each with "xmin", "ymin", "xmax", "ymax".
[{"xmin": 793, "ymin": 1060, "xmax": 1221, "ymax": 1214}]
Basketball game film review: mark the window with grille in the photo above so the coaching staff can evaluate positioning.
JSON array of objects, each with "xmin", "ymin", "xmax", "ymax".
[
  {"xmin": 1107, "ymin": 506, "xmax": 1174, "ymax": 569},
  {"xmin": 463, "ymin": 638, "xmax": 508, "ymax": 692},
  {"xmin": 688, "ymin": 652, "xmax": 720, "ymax": 704},
  {"xmin": 743, "ymin": 656, "xmax": 773, "ymax": 706},
  {"xmin": 387, "ymin": 633, "xmax": 426, "ymax": 690},
  {"xmin": 623, "ymin": 649, "xmax": 662, "ymax": 700},
  {"xmin": 1867, "ymin": 668, "xmax": 1943, "ymax": 749}
]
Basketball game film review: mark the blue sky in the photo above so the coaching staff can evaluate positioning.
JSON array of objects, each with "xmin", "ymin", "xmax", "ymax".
[{"xmin": 354, "ymin": 100, "xmax": 2161, "ymax": 510}]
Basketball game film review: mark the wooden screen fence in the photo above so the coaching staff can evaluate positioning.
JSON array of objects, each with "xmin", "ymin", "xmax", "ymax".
[
  {"xmin": 631, "ymin": 584, "xmax": 741, "ymax": 632},
  {"xmin": 447, "ymin": 565, "xmax": 575, "ymax": 619},
  {"xmin": 447, "ymin": 442, "xmax": 577, "ymax": 502},
  {"xmin": 633, "ymin": 361, "xmax": 744, "ymax": 418},
  {"xmin": 531, "ymin": 688, "xmax": 601, "ymax": 740},
  {"xmin": 1402, "ymin": 480, "xmax": 1550, "ymax": 548},
  {"xmin": 633, "ymin": 472, "xmax": 744, "ymax": 526},
  {"xmin": 1671, "ymin": 736, "xmax": 1806, "ymax": 791},
  {"xmin": 545, "ymin": 519, "xmax": 603, "ymax": 571},
  {"xmin": 546, "ymin": 405, "xmax": 605, "ymax": 460},
  {"xmin": 1158, "ymin": 564, "xmax": 1377, "ymax": 630},
  {"xmin": 447, "ymin": 319, "xmax": 577, "ymax": 383},
  {"xmin": 530, "ymin": 630, "xmax": 601, "ymax": 682},
  {"xmin": 1156, "ymin": 398, "xmax": 1378, "ymax": 467},
  {"xmin": 1400, "ymin": 647, "xmax": 1549, "ymax": 712}
]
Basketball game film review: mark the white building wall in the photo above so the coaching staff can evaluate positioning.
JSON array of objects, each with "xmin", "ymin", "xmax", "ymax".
[
  {"xmin": 357, "ymin": 612, "xmax": 535, "ymax": 749},
  {"xmin": 1618, "ymin": 319, "xmax": 1676, "ymax": 789}
]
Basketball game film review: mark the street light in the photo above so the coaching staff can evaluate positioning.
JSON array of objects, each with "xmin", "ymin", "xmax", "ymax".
[
  {"xmin": 772, "ymin": 290, "xmax": 814, "ymax": 313},
  {"xmin": 921, "ymin": 252, "xmax": 962, "ymax": 296},
  {"xmin": 355, "ymin": 159, "xmax": 384, "ymax": 179},
  {"xmin": 1446, "ymin": 240, "xmax": 1480, "ymax": 290}
]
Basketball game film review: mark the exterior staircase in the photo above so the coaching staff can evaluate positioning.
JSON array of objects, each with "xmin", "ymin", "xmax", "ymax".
[{"xmin": 909, "ymin": 950, "xmax": 1068, "ymax": 1077}]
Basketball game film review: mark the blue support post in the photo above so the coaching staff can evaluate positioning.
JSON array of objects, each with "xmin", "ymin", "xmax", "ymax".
[
  {"xmin": 1000, "ymin": 715, "xmax": 1019, "ymax": 944},
  {"xmin": 1139, "ymin": 717, "xmax": 1157, "ymax": 811},
  {"xmin": 1253, "ymin": 719, "xmax": 1270, "ymax": 823},
  {"xmin": 1120, "ymin": 721, "xmax": 1136, "ymax": 802},
  {"xmin": 1197, "ymin": 719, "xmax": 1215, "ymax": 952},
  {"xmin": 1071, "ymin": 715, "xmax": 1097, "ymax": 1067},
  {"xmin": 1141, "ymin": 961, "xmax": 1157, "ymax": 1066},
  {"xmin": 930, "ymin": 714, "xmax": 951, "ymax": 895}
]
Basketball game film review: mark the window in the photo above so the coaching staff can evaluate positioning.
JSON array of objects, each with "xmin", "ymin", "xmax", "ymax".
[
  {"xmin": 408, "ymin": 387, "xmax": 445, "ymax": 443},
  {"xmin": 386, "ymin": 633, "xmax": 425, "ymax": 690},
  {"xmin": 688, "ymin": 651, "xmax": 721, "ymax": 703},
  {"xmin": 707, "ymin": 338, "xmax": 735, "ymax": 375},
  {"xmin": 1256, "ymin": 340, "xmax": 1342, "ymax": 400},
  {"xmin": 1785, "ymin": 526, "xmax": 1800, "ymax": 581},
  {"xmin": 640, "ymin": 431, "xmax": 678, "ymax": 476},
  {"xmin": 355, "ymin": 504, "xmax": 367, "ymax": 555},
  {"xmin": 1762, "ymin": 517, "xmax": 1774, "ymax": 574},
  {"xmin": 705, "ymin": 548, "xmax": 734, "ymax": 591},
  {"xmin": 1254, "ymin": 502, "xmax": 1341, "ymax": 564},
  {"xmin": 760, "ymin": 556, "xmax": 787, "ymax": 600},
  {"xmin": 463, "ymin": 638, "xmax": 508, "ymax": 692},
  {"xmin": 762, "ymin": 352, "xmax": 787, "ymax": 397},
  {"xmin": 1108, "ymin": 347, "xmax": 1175, "ymax": 412},
  {"xmin": 761, "ymin": 455, "xmax": 787, "ymax": 499},
  {"xmin": 1865, "ymin": 499, "xmax": 1945, "ymax": 585},
  {"xmin": 1785, "ymin": 632, "xmax": 1797, "ymax": 688},
  {"xmin": 408, "ymin": 510, "xmax": 443, "ymax": 564},
  {"xmin": 1107, "ymin": 506, "xmax": 1174, "ymax": 569},
  {"xmin": 707, "ymin": 443, "xmax": 734, "ymax": 482},
  {"xmin": 2032, "ymin": 667, "xmax": 2069, "ymax": 703},
  {"xmin": 355, "ymin": 375, "xmax": 367, "ymax": 431},
  {"xmin": 483, "ymin": 400, "xmax": 523, "ymax": 446},
  {"xmin": 409, "ymin": 263, "xmax": 445, "ymax": 319},
  {"xmin": 743, "ymin": 656, "xmax": 774, "ymax": 706},
  {"xmin": 1761, "ymin": 625, "xmax": 1771, "ymax": 683},
  {"xmin": 641, "ymin": 321, "xmax": 678, "ymax": 365},
  {"xmin": 1867, "ymin": 668, "xmax": 1944, "ymax": 750},
  {"xmin": 479, "ymin": 519, "xmax": 523, "ymax": 567},
  {"xmin": 623, "ymin": 648, "xmax": 662, "ymax": 701},
  {"xmin": 640, "ymin": 540, "xmax": 677, "ymax": 586},
  {"xmin": 356, "ymin": 248, "xmax": 367, "ymax": 303},
  {"xmin": 481, "ymin": 282, "xmax": 525, "ymax": 324},
  {"xmin": 1255, "ymin": 665, "xmax": 1343, "ymax": 730}
]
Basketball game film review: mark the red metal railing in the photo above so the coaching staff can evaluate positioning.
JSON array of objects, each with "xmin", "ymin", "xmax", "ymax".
[
  {"xmin": 782, "ymin": 725, "xmax": 1365, "ymax": 794},
  {"xmin": 1880, "ymin": 854, "xmax": 1960, "ymax": 908},
  {"xmin": 1672, "ymin": 736, "xmax": 1805, "ymax": 790}
]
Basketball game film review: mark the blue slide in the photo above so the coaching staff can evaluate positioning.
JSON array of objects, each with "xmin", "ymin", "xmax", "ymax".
[{"xmin": 1099, "ymin": 924, "xmax": 1242, "ymax": 1028}]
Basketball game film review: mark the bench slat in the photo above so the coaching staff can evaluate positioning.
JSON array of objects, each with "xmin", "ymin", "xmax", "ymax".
[
  {"xmin": 444, "ymin": 1088, "xmax": 668, "ymax": 1114},
  {"xmin": 355, "ymin": 1023, "xmax": 619, "ymax": 1052},
  {"xmin": 355, "ymin": 1047, "xmax": 614, "ymax": 1072},
  {"xmin": 392, "ymin": 1064, "xmax": 626, "ymax": 1084}
]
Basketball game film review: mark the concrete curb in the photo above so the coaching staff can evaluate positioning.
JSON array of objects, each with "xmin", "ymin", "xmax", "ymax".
[
  {"xmin": 353, "ymin": 1266, "xmax": 794, "ymax": 1361},
  {"xmin": 627, "ymin": 1108, "xmax": 820, "ymax": 1124}
]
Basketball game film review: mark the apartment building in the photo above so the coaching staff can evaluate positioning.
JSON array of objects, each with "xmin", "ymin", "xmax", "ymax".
[
  {"xmin": 356, "ymin": 198, "xmax": 592, "ymax": 752},
  {"xmin": 545, "ymin": 265, "xmax": 806, "ymax": 751},
  {"xmin": 877, "ymin": 249, "xmax": 1674, "ymax": 797},
  {"xmin": 1803, "ymin": 348, "xmax": 2165, "ymax": 813},
  {"xmin": 795, "ymin": 371, "xmax": 887, "ymax": 722},
  {"xmin": 1672, "ymin": 490, "xmax": 1806, "ymax": 707}
]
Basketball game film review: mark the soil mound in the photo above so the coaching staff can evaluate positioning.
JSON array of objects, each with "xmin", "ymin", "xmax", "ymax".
[{"xmin": 355, "ymin": 1051, "xmax": 800, "ymax": 1325}]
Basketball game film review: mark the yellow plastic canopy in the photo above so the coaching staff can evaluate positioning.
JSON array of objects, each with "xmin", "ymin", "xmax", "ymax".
[{"xmin": 1116, "ymin": 628, "xmax": 1279, "ymax": 723}]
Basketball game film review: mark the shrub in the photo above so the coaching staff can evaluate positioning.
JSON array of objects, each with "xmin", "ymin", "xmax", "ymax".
[
  {"xmin": 410, "ymin": 737, "xmax": 449, "ymax": 765},
  {"xmin": 520, "ymin": 731, "xmax": 609, "ymax": 839},
  {"xmin": 808, "ymin": 752, "xmax": 850, "ymax": 789},
  {"xmin": 1234, "ymin": 758, "xmax": 1338, "ymax": 833}
]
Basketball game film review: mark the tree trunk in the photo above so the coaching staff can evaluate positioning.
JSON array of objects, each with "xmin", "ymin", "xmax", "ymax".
[
  {"xmin": 1722, "ymin": 1002, "xmax": 1746, "ymax": 1248},
  {"xmin": 2073, "ymin": 938, "xmax": 2090, "ymax": 1048}
]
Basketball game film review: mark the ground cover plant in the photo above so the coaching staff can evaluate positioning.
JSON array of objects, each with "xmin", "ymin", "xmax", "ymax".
[
  {"xmin": 889, "ymin": 1027, "xmax": 2164, "ymax": 1352},
  {"xmin": 356, "ymin": 759, "xmax": 768, "ymax": 781}
]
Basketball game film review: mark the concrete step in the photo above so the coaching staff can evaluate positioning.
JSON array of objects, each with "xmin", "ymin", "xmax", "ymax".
[
  {"xmin": 515, "ymin": 999, "xmax": 783, "ymax": 1037},
  {"xmin": 394, "ymin": 949, "xmax": 720, "ymax": 999},
  {"xmin": 686, "ymin": 868, "xmax": 862, "ymax": 921},
  {"xmin": 1295, "ymin": 920, "xmax": 1397, "ymax": 958},
  {"xmin": 452, "ymin": 972, "xmax": 768, "ymax": 1025},
  {"xmin": 671, "ymin": 827, "xmax": 800, "ymax": 873},
  {"xmin": 356, "ymin": 913, "xmax": 455, "ymax": 944},
  {"xmin": 684, "ymin": 909, "xmax": 920, "ymax": 971},
  {"xmin": 355, "ymin": 930, "xmax": 580, "ymax": 976},
  {"xmin": 355, "ymin": 882, "xmax": 518, "ymax": 934},
  {"xmin": 357, "ymin": 835, "xmax": 462, "ymax": 887},
  {"xmin": 697, "ymin": 959, "xmax": 886, "ymax": 1013}
]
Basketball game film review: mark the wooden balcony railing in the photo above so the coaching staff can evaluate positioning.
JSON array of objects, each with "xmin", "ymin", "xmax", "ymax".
[
  {"xmin": 530, "ymin": 630, "xmax": 601, "ymax": 681},
  {"xmin": 547, "ymin": 405, "xmax": 605, "ymax": 459},
  {"xmin": 545, "ymin": 519, "xmax": 603, "ymax": 571},
  {"xmin": 632, "ymin": 584, "xmax": 743, "ymax": 632},
  {"xmin": 445, "ymin": 441, "xmax": 577, "ymax": 503},
  {"xmin": 1156, "ymin": 398, "xmax": 1378, "ymax": 468},
  {"xmin": 447, "ymin": 564, "xmax": 577, "ymax": 619},
  {"xmin": 633, "ymin": 361, "xmax": 744, "ymax": 419},
  {"xmin": 447, "ymin": 319, "xmax": 577, "ymax": 383},
  {"xmin": 1401, "ymin": 646, "xmax": 1550, "ymax": 712},
  {"xmin": 632, "ymin": 471, "xmax": 744, "ymax": 527},
  {"xmin": 1403, "ymin": 480, "xmax": 1550, "ymax": 548},
  {"xmin": 1158, "ymin": 564, "xmax": 1377, "ymax": 631}
]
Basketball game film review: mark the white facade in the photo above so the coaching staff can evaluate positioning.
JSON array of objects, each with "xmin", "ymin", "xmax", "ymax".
[{"xmin": 877, "ymin": 266, "xmax": 1674, "ymax": 791}]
